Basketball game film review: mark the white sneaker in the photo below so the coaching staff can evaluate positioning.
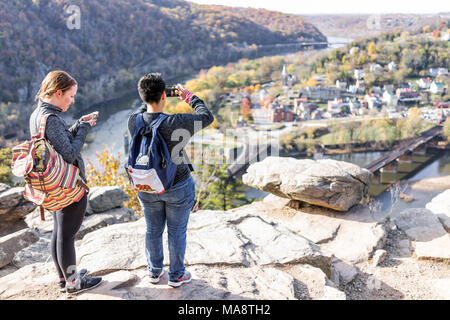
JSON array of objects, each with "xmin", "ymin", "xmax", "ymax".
[{"xmin": 149, "ymin": 269, "xmax": 165, "ymax": 284}]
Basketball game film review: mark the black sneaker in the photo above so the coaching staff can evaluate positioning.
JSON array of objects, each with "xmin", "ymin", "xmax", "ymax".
[
  {"xmin": 58, "ymin": 268, "xmax": 89, "ymax": 292},
  {"xmin": 66, "ymin": 276, "xmax": 102, "ymax": 294},
  {"xmin": 168, "ymin": 271, "xmax": 192, "ymax": 288}
]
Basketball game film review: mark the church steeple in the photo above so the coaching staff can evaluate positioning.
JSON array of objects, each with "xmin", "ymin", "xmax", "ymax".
[{"xmin": 282, "ymin": 64, "xmax": 288, "ymax": 86}]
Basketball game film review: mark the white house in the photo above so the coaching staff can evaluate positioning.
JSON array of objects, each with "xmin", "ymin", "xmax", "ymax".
[
  {"xmin": 429, "ymin": 68, "xmax": 439, "ymax": 77},
  {"xmin": 430, "ymin": 81, "xmax": 445, "ymax": 94},
  {"xmin": 417, "ymin": 78, "xmax": 432, "ymax": 90},
  {"xmin": 366, "ymin": 95, "xmax": 381, "ymax": 110},
  {"xmin": 349, "ymin": 47, "xmax": 359, "ymax": 55},
  {"xmin": 354, "ymin": 69, "xmax": 365, "ymax": 80},
  {"xmin": 348, "ymin": 85, "xmax": 358, "ymax": 94},
  {"xmin": 388, "ymin": 62, "xmax": 397, "ymax": 71},
  {"xmin": 356, "ymin": 79, "xmax": 366, "ymax": 90},
  {"xmin": 336, "ymin": 80, "xmax": 347, "ymax": 90},
  {"xmin": 369, "ymin": 64, "xmax": 383, "ymax": 73},
  {"xmin": 372, "ymin": 86, "xmax": 383, "ymax": 96},
  {"xmin": 383, "ymin": 84, "xmax": 395, "ymax": 93},
  {"xmin": 349, "ymin": 99, "xmax": 361, "ymax": 113},
  {"xmin": 438, "ymin": 68, "xmax": 449, "ymax": 76},
  {"xmin": 383, "ymin": 90, "xmax": 398, "ymax": 107}
]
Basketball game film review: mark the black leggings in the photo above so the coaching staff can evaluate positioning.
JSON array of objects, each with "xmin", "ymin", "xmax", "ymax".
[{"xmin": 51, "ymin": 193, "xmax": 87, "ymax": 281}]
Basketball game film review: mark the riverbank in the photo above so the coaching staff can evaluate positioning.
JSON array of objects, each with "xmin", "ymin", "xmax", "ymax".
[{"xmin": 411, "ymin": 175, "xmax": 450, "ymax": 192}]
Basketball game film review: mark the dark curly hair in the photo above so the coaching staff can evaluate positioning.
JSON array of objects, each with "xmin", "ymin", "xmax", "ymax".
[{"xmin": 138, "ymin": 72, "xmax": 166, "ymax": 104}]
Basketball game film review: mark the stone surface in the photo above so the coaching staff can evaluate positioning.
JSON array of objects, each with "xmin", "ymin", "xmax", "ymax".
[
  {"xmin": 333, "ymin": 260, "xmax": 358, "ymax": 284},
  {"xmin": 11, "ymin": 237, "xmax": 51, "ymax": 268},
  {"xmin": 430, "ymin": 279, "xmax": 450, "ymax": 299},
  {"xmin": 319, "ymin": 285, "xmax": 347, "ymax": 300},
  {"xmin": 242, "ymin": 157, "xmax": 372, "ymax": 211},
  {"xmin": 0, "ymin": 229, "xmax": 39, "ymax": 268},
  {"xmin": 25, "ymin": 206, "xmax": 137, "ymax": 239},
  {"xmin": 77, "ymin": 210, "xmax": 333, "ymax": 277},
  {"xmin": 372, "ymin": 249, "xmax": 387, "ymax": 267},
  {"xmin": 414, "ymin": 235, "xmax": 450, "ymax": 261},
  {"xmin": 77, "ymin": 207, "xmax": 138, "ymax": 239},
  {"xmin": 0, "ymin": 187, "xmax": 36, "ymax": 228},
  {"xmin": 394, "ymin": 208, "xmax": 450, "ymax": 261},
  {"xmin": 86, "ymin": 186, "xmax": 130, "ymax": 214},
  {"xmin": 393, "ymin": 208, "xmax": 447, "ymax": 242},
  {"xmin": 425, "ymin": 190, "xmax": 450, "ymax": 232},
  {"xmin": 246, "ymin": 197, "xmax": 388, "ymax": 264}
]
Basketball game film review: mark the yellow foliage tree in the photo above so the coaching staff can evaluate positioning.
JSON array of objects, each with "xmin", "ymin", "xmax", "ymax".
[
  {"xmin": 306, "ymin": 78, "xmax": 318, "ymax": 87},
  {"xmin": 85, "ymin": 147, "xmax": 142, "ymax": 215}
]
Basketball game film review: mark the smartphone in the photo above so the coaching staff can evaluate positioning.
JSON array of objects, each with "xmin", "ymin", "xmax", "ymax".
[{"xmin": 165, "ymin": 86, "xmax": 177, "ymax": 97}]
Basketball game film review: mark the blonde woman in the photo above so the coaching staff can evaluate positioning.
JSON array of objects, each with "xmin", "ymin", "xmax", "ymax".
[{"xmin": 30, "ymin": 70, "xmax": 102, "ymax": 294}]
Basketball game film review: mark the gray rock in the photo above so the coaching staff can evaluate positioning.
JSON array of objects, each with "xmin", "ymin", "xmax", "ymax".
[
  {"xmin": 77, "ymin": 210, "xmax": 333, "ymax": 277},
  {"xmin": 333, "ymin": 260, "xmax": 358, "ymax": 284},
  {"xmin": 24, "ymin": 207, "xmax": 54, "ymax": 235},
  {"xmin": 319, "ymin": 285, "xmax": 347, "ymax": 300},
  {"xmin": 0, "ymin": 229, "xmax": 39, "ymax": 268},
  {"xmin": 242, "ymin": 157, "xmax": 372, "ymax": 211},
  {"xmin": 0, "ymin": 183, "xmax": 10, "ymax": 194},
  {"xmin": 0, "ymin": 187, "xmax": 36, "ymax": 228},
  {"xmin": 394, "ymin": 208, "xmax": 450, "ymax": 261},
  {"xmin": 0, "ymin": 263, "xmax": 298, "ymax": 300},
  {"xmin": 86, "ymin": 186, "xmax": 130, "ymax": 214},
  {"xmin": 250, "ymin": 198, "xmax": 387, "ymax": 264},
  {"xmin": 25, "ymin": 206, "xmax": 137, "ymax": 239},
  {"xmin": 12, "ymin": 237, "xmax": 51, "ymax": 268},
  {"xmin": 76, "ymin": 207, "xmax": 138, "ymax": 239},
  {"xmin": 393, "ymin": 208, "xmax": 446, "ymax": 242},
  {"xmin": 425, "ymin": 190, "xmax": 450, "ymax": 232},
  {"xmin": 372, "ymin": 249, "xmax": 387, "ymax": 267}
]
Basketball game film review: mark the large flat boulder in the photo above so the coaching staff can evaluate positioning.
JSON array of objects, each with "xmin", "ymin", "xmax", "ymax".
[
  {"xmin": 0, "ymin": 261, "xmax": 346, "ymax": 300},
  {"xmin": 242, "ymin": 157, "xmax": 372, "ymax": 211},
  {"xmin": 77, "ymin": 210, "xmax": 333, "ymax": 277}
]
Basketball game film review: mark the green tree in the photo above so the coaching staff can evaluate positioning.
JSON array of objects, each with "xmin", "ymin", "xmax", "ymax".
[
  {"xmin": 0, "ymin": 148, "xmax": 13, "ymax": 184},
  {"xmin": 192, "ymin": 162, "xmax": 251, "ymax": 212}
]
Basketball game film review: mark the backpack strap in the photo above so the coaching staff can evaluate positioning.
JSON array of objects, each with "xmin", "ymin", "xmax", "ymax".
[
  {"xmin": 150, "ymin": 113, "xmax": 169, "ymax": 134},
  {"xmin": 134, "ymin": 113, "xmax": 147, "ymax": 137},
  {"xmin": 32, "ymin": 114, "xmax": 53, "ymax": 140}
]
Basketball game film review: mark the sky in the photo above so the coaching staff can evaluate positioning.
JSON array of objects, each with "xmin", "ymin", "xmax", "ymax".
[{"xmin": 187, "ymin": 0, "xmax": 450, "ymax": 15}]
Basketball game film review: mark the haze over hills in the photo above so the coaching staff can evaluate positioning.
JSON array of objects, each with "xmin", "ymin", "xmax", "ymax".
[
  {"xmin": 300, "ymin": 13, "xmax": 450, "ymax": 39},
  {"xmin": 0, "ymin": 0, "xmax": 326, "ymax": 107}
]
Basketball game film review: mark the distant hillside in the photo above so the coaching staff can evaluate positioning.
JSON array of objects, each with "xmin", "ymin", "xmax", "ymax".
[
  {"xmin": 301, "ymin": 13, "xmax": 450, "ymax": 39},
  {"xmin": 0, "ymin": 0, "xmax": 326, "ymax": 107}
]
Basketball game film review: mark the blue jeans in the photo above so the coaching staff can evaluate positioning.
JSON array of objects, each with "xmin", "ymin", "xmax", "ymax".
[{"xmin": 137, "ymin": 175, "xmax": 196, "ymax": 281}]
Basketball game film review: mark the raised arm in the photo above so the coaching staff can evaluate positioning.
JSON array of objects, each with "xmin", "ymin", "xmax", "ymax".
[{"xmin": 45, "ymin": 115, "xmax": 90, "ymax": 164}]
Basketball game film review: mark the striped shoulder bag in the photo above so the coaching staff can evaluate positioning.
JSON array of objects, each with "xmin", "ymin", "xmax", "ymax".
[{"xmin": 11, "ymin": 114, "xmax": 88, "ymax": 221}]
